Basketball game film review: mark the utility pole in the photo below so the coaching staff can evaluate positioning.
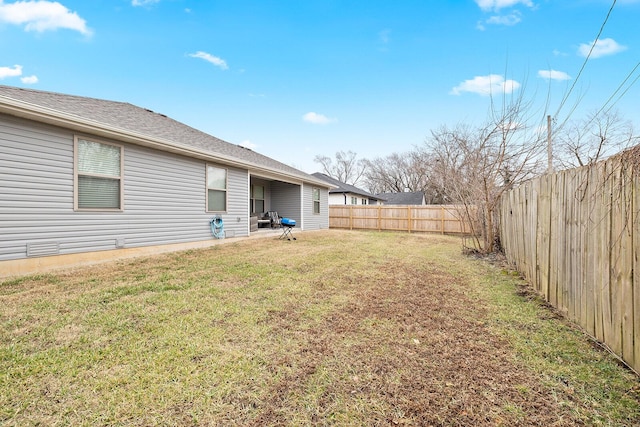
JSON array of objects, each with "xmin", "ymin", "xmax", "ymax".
[{"xmin": 547, "ymin": 115, "xmax": 554, "ymax": 174}]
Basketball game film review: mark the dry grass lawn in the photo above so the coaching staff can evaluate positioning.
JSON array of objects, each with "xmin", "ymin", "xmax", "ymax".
[{"xmin": 1, "ymin": 230, "xmax": 639, "ymax": 426}]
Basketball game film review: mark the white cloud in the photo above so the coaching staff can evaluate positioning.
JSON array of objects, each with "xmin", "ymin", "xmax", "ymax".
[
  {"xmin": 475, "ymin": 0, "xmax": 533, "ymax": 27},
  {"xmin": 0, "ymin": 1, "xmax": 92, "ymax": 35},
  {"xmin": 0, "ymin": 64, "xmax": 22, "ymax": 79},
  {"xmin": 538, "ymin": 69, "xmax": 571, "ymax": 81},
  {"xmin": 501, "ymin": 121, "xmax": 524, "ymax": 131},
  {"xmin": 485, "ymin": 11, "xmax": 522, "ymax": 26},
  {"xmin": 239, "ymin": 140, "xmax": 257, "ymax": 150},
  {"xmin": 0, "ymin": 64, "xmax": 37, "ymax": 83},
  {"xmin": 188, "ymin": 51, "xmax": 228, "ymax": 70},
  {"xmin": 450, "ymin": 74, "xmax": 521, "ymax": 96},
  {"xmin": 578, "ymin": 38, "xmax": 627, "ymax": 59},
  {"xmin": 475, "ymin": 0, "xmax": 534, "ymax": 12},
  {"xmin": 132, "ymin": 0, "xmax": 160, "ymax": 6},
  {"xmin": 303, "ymin": 112, "xmax": 336, "ymax": 125},
  {"xmin": 20, "ymin": 74, "xmax": 38, "ymax": 83}
]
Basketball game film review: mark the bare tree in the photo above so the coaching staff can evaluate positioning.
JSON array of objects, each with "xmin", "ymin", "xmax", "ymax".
[
  {"xmin": 362, "ymin": 150, "xmax": 449, "ymax": 204},
  {"xmin": 314, "ymin": 150, "xmax": 366, "ymax": 185},
  {"xmin": 362, "ymin": 151, "xmax": 425, "ymax": 192},
  {"xmin": 425, "ymin": 92, "xmax": 547, "ymax": 253},
  {"xmin": 554, "ymin": 109, "xmax": 638, "ymax": 169}
]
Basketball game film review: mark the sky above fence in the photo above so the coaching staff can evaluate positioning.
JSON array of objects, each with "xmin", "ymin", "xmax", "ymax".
[{"xmin": 1, "ymin": 0, "xmax": 639, "ymax": 173}]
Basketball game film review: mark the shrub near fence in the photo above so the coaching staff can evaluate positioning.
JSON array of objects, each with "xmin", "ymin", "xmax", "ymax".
[
  {"xmin": 329, "ymin": 205, "xmax": 471, "ymax": 234},
  {"xmin": 500, "ymin": 153, "xmax": 640, "ymax": 373}
]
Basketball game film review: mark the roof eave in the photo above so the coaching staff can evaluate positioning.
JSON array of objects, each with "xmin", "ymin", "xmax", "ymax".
[{"xmin": 0, "ymin": 96, "xmax": 332, "ymax": 188}]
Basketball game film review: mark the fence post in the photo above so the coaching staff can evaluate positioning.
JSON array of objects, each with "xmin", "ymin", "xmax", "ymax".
[
  {"xmin": 499, "ymin": 157, "xmax": 640, "ymax": 373},
  {"xmin": 328, "ymin": 205, "xmax": 467, "ymax": 234},
  {"xmin": 349, "ymin": 206, "xmax": 353, "ymax": 230}
]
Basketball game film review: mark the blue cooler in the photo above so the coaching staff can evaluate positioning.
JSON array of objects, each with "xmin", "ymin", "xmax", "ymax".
[{"xmin": 281, "ymin": 218, "xmax": 296, "ymax": 227}]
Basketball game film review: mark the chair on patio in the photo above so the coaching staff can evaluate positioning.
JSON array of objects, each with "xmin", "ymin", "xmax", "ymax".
[{"xmin": 266, "ymin": 211, "xmax": 281, "ymax": 229}]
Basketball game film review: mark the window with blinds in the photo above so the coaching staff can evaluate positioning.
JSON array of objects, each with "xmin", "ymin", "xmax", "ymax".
[
  {"xmin": 313, "ymin": 187, "xmax": 321, "ymax": 214},
  {"xmin": 206, "ymin": 165, "xmax": 227, "ymax": 212},
  {"xmin": 75, "ymin": 137, "xmax": 123, "ymax": 211},
  {"xmin": 251, "ymin": 184, "xmax": 265, "ymax": 215}
]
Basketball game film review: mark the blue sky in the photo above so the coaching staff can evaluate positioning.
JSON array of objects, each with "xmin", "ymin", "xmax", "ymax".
[{"xmin": 1, "ymin": 0, "xmax": 639, "ymax": 173}]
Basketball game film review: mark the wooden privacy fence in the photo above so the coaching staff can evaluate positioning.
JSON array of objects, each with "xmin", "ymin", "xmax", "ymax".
[
  {"xmin": 329, "ymin": 205, "xmax": 471, "ymax": 234},
  {"xmin": 500, "ymin": 153, "xmax": 640, "ymax": 372}
]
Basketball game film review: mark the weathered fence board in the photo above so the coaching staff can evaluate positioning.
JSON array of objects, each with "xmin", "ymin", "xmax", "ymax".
[
  {"xmin": 329, "ymin": 205, "xmax": 471, "ymax": 234},
  {"xmin": 634, "ymin": 174, "xmax": 640, "ymax": 370},
  {"xmin": 501, "ymin": 154, "xmax": 639, "ymax": 373},
  {"xmin": 537, "ymin": 175, "xmax": 552, "ymax": 301}
]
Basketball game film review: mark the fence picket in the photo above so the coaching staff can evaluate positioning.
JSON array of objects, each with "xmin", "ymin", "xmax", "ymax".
[
  {"xmin": 328, "ymin": 205, "xmax": 471, "ymax": 234},
  {"xmin": 501, "ymin": 154, "xmax": 640, "ymax": 373}
]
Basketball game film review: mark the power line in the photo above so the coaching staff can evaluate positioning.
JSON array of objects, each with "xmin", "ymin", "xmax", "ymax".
[
  {"xmin": 553, "ymin": 0, "xmax": 617, "ymax": 121},
  {"xmin": 592, "ymin": 60, "xmax": 640, "ymax": 119}
]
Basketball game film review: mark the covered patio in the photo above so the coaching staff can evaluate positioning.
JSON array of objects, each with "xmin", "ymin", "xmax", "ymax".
[{"xmin": 249, "ymin": 176, "xmax": 302, "ymax": 233}]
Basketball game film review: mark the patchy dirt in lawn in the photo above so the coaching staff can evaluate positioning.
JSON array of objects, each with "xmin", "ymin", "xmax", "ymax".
[
  {"xmin": 3, "ymin": 231, "xmax": 639, "ymax": 426},
  {"xmin": 250, "ymin": 261, "xmax": 590, "ymax": 426}
]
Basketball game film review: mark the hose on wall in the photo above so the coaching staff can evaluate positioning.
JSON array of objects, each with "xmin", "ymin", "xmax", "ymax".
[{"xmin": 210, "ymin": 215, "xmax": 225, "ymax": 239}]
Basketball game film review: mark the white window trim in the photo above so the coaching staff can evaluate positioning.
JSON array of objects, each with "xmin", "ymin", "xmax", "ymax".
[
  {"xmin": 206, "ymin": 164, "xmax": 228, "ymax": 213},
  {"xmin": 73, "ymin": 135, "xmax": 124, "ymax": 212},
  {"xmin": 250, "ymin": 184, "xmax": 265, "ymax": 215},
  {"xmin": 313, "ymin": 187, "xmax": 321, "ymax": 214}
]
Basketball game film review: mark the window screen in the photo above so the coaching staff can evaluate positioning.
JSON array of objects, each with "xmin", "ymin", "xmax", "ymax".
[
  {"xmin": 313, "ymin": 187, "xmax": 321, "ymax": 214},
  {"xmin": 76, "ymin": 138, "xmax": 123, "ymax": 210},
  {"xmin": 207, "ymin": 165, "xmax": 227, "ymax": 212},
  {"xmin": 251, "ymin": 184, "xmax": 265, "ymax": 214}
]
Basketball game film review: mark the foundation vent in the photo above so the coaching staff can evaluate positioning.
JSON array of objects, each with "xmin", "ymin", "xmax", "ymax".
[{"xmin": 26, "ymin": 241, "xmax": 60, "ymax": 257}]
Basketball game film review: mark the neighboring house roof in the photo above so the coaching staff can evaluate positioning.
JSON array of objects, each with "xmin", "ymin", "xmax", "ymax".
[
  {"xmin": 0, "ymin": 85, "xmax": 330, "ymax": 187},
  {"xmin": 376, "ymin": 191, "xmax": 425, "ymax": 205},
  {"xmin": 311, "ymin": 173, "xmax": 384, "ymax": 201}
]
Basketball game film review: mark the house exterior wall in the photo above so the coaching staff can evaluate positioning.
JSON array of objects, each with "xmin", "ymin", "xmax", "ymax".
[
  {"xmin": 329, "ymin": 193, "xmax": 347, "ymax": 205},
  {"xmin": 329, "ymin": 192, "xmax": 378, "ymax": 205},
  {"xmin": 303, "ymin": 184, "xmax": 329, "ymax": 230},
  {"xmin": 270, "ymin": 181, "xmax": 301, "ymax": 225},
  {"xmin": 0, "ymin": 114, "xmax": 249, "ymax": 262},
  {"xmin": 223, "ymin": 166, "xmax": 250, "ymax": 238}
]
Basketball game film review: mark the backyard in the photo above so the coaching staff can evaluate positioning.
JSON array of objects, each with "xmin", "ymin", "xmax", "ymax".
[{"xmin": 1, "ymin": 230, "xmax": 640, "ymax": 426}]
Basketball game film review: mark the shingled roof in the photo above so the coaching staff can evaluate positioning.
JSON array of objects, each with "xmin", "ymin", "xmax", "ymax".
[
  {"xmin": 311, "ymin": 173, "xmax": 384, "ymax": 201},
  {"xmin": 376, "ymin": 191, "xmax": 426, "ymax": 205},
  {"xmin": 0, "ymin": 85, "xmax": 329, "ymax": 186}
]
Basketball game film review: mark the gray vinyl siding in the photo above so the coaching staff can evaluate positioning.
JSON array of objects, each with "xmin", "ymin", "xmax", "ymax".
[
  {"xmin": 1, "ymin": 116, "xmax": 74, "ymax": 260},
  {"xmin": 0, "ymin": 114, "xmax": 249, "ymax": 261},
  {"xmin": 223, "ymin": 167, "xmax": 249, "ymax": 238},
  {"xmin": 303, "ymin": 184, "xmax": 329, "ymax": 230},
  {"xmin": 270, "ymin": 181, "xmax": 301, "ymax": 226}
]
